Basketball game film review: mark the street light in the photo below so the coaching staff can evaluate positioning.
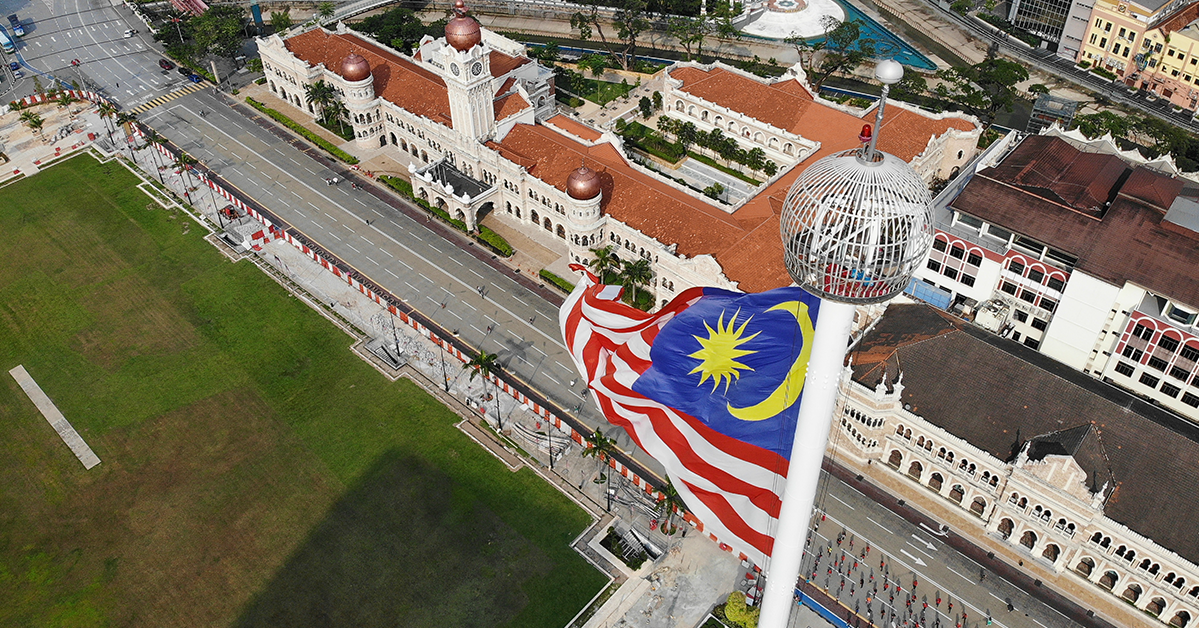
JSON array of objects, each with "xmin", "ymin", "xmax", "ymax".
[{"xmin": 758, "ymin": 59, "xmax": 935, "ymax": 628}]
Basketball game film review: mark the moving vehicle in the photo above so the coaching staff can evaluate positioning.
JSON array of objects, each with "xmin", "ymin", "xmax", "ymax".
[
  {"xmin": 122, "ymin": 29, "xmax": 136, "ymax": 38},
  {"xmin": 8, "ymin": 15, "xmax": 24, "ymax": 38},
  {"xmin": 0, "ymin": 29, "xmax": 13, "ymax": 54},
  {"xmin": 158, "ymin": 59, "xmax": 174, "ymax": 70}
]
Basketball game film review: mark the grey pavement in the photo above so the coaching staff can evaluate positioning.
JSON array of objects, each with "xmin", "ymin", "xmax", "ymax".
[{"xmin": 9, "ymin": 364, "xmax": 101, "ymax": 469}]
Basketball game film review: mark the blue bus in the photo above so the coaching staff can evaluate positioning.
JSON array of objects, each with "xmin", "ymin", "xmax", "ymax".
[{"xmin": 0, "ymin": 29, "xmax": 13, "ymax": 54}]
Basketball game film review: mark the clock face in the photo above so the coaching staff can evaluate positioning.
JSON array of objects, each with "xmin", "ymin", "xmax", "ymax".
[
  {"xmin": 450, "ymin": 63, "xmax": 460, "ymax": 77},
  {"xmin": 472, "ymin": 62, "xmax": 483, "ymax": 76}
]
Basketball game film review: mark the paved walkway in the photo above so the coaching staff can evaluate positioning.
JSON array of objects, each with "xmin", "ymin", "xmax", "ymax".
[{"xmin": 10, "ymin": 365, "xmax": 101, "ymax": 470}]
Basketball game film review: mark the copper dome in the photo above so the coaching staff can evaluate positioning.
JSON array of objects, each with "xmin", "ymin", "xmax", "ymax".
[
  {"xmin": 445, "ymin": 0, "xmax": 481, "ymax": 52},
  {"xmin": 567, "ymin": 165, "xmax": 601, "ymax": 200},
  {"xmin": 340, "ymin": 53, "xmax": 371, "ymax": 82}
]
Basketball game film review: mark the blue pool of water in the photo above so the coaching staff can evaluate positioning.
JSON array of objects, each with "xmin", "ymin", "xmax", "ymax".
[{"xmin": 815, "ymin": 0, "xmax": 938, "ymax": 71}]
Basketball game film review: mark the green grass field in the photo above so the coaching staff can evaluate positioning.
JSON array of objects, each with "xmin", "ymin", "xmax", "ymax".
[{"xmin": 0, "ymin": 153, "xmax": 606, "ymax": 627}]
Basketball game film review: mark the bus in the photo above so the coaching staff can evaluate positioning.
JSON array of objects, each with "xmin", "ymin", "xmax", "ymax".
[{"xmin": 0, "ymin": 29, "xmax": 13, "ymax": 54}]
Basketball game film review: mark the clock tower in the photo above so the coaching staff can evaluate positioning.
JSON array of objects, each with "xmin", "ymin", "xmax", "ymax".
[{"xmin": 442, "ymin": 0, "xmax": 495, "ymax": 142}]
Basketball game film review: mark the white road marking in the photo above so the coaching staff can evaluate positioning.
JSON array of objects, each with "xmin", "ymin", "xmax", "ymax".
[
  {"xmin": 364, "ymin": 255, "xmax": 378, "ymax": 265},
  {"xmin": 328, "ymin": 232, "xmax": 341, "ymax": 241},
  {"xmin": 346, "ymin": 244, "xmax": 360, "ymax": 253},
  {"xmin": 384, "ymin": 269, "xmax": 399, "ymax": 278},
  {"xmin": 830, "ymin": 494, "xmax": 855, "ymax": 510},
  {"xmin": 462, "ymin": 301, "xmax": 476, "ymax": 311},
  {"xmin": 867, "ymin": 517, "xmax": 890, "ymax": 531}
]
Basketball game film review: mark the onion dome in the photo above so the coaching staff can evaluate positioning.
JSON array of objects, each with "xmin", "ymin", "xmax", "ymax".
[
  {"xmin": 340, "ymin": 53, "xmax": 371, "ymax": 82},
  {"xmin": 445, "ymin": 0, "xmax": 482, "ymax": 52},
  {"xmin": 567, "ymin": 164, "xmax": 601, "ymax": 200}
]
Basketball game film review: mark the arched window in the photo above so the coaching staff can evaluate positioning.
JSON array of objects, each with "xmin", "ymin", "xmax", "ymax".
[
  {"xmin": 970, "ymin": 497, "xmax": 987, "ymax": 516},
  {"xmin": 1170, "ymin": 610, "xmax": 1191, "ymax": 628},
  {"xmin": 1018, "ymin": 497, "xmax": 1028, "ymax": 508},
  {"xmin": 530, "ymin": 209, "xmax": 539, "ymax": 223},
  {"xmin": 1122, "ymin": 584, "xmax": 1142, "ymax": 603},
  {"xmin": 701, "ymin": 110, "xmax": 709, "ymax": 121},
  {"xmin": 907, "ymin": 461, "xmax": 923, "ymax": 479},
  {"xmin": 1042, "ymin": 543, "xmax": 1060, "ymax": 562},
  {"xmin": 557, "ymin": 224, "xmax": 565, "ymax": 239},
  {"xmin": 675, "ymin": 100, "xmax": 684, "ymax": 111},
  {"xmin": 1099, "ymin": 571, "xmax": 1118, "ymax": 590},
  {"xmin": 1125, "ymin": 549, "xmax": 1135, "ymax": 562},
  {"xmin": 1140, "ymin": 559, "xmax": 1152, "ymax": 571},
  {"xmin": 544, "ymin": 217, "xmax": 552, "ymax": 231},
  {"xmin": 1115, "ymin": 545, "xmax": 1127, "ymax": 558},
  {"xmin": 1009, "ymin": 492, "xmax": 1019, "ymax": 504},
  {"xmin": 939, "ymin": 447, "xmax": 948, "ymax": 460},
  {"xmin": 1147, "ymin": 598, "xmax": 1166, "ymax": 617},
  {"xmin": 783, "ymin": 143, "xmax": 794, "ymax": 155},
  {"xmin": 1091, "ymin": 532, "xmax": 1104, "ymax": 544},
  {"xmin": 1075, "ymin": 557, "xmax": 1095, "ymax": 576},
  {"xmin": 888, "ymin": 450, "xmax": 902, "ymax": 469},
  {"xmin": 949, "ymin": 485, "xmax": 965, "ymax": 503},
  {"xmin": 1019, "ymin": 530, "xmax": 1037, "ymax": 549},
  {"xmin": 998, "ymin": 518, "xmax": 1014, "ymax": 539},
  {"xmin": 896, "ymin": 424, "xmax": 905, "ymax": 436},
  {"xmin": 928, "ymin": 473, "xmax": 943, "ymax": 491},
  {"xmin": 946, "ymin": 452, "xmax": 955, "ymax": 463},
  {"xmin": 917, "ymin": 436, "xmax": 925, "ymax": 447},
  {"xmin": 904, "ymin": 429, "xmax": 912, "ymax": 439}
]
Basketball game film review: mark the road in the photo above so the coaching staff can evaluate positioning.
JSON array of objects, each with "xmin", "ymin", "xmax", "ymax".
[
  {"xmin": 0, "ymin": 0, "xmax": 186, "ymax": 107},
  {"xmin": 131, "ymin": 86, "xmax": 1106, "ymax": 628}
]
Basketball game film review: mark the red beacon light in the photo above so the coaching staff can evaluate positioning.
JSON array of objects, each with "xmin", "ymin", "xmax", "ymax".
[{"xmin": 858, "ymin": 124, "xmax": 873, "ymax": 144}]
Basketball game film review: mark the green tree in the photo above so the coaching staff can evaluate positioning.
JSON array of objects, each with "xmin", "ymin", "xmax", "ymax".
[
  {"xmin": 588, "ymin": 245, "xmax": 621, "ymax": 283},
  {"xmin": 578, "ymin": 53, "xmax": 608, "ymax": 76},
  {"xmin": 318, "ymin": 1, "xmax": 336, "ymax": 19},
  {"xmin": 463, "ymin": 351, "xmax": 503, "ymax": 429},
  {"xmin": 784, "ymin": 16, "xmax": 875, "ymax": 91},
  {"xmin": 116, "ymin": 112, "xmax": 138, "ymax": 159},
  {"xmin": 703, "ymin": 181, "xmax": 725, "ymax": 200},
  {"xmin": 19, "ymin": 111, "xmax": 44, "ymax": 138},
  {"xmin": 655, "ymin": 480, "xmax": 686, "ymax": 534},
  {"xmin": 305, "ymin": 80, "xmax": 338, "ymax": 122},
  {"xmin": 667, "ymin": 15, "xmax": 710, "ymax": 61},
  {"xmin": 613, "ymin": 0, "xmax": 650, "ymax": 71},
  {"xmin": 652, "ymin": 90, "xmax": 662, "ymax": 110},
  {"xmin": 192, "ymin": 5, "xmax": 246, "ymax": 58},
  {"xmin": 570, "ymin": 2, "xmax": 619, "ymax": 67},
  {"xmin": 638, "ymin": 95, "xmax": 653, "ymax": 118},
  {"xmin": 709, "ymin": 1, "xmax": 744, "ymax": 40},
  {"xmin": 619, "ymin": 257, "xmax": 654, "ymax": 306},
  {"xmin": 56, "ymin": 92, "xmax": 75, "ymax": 108},
  {"xmin": 890, "ymin": 71, "xmax": 928, "ymax": 103},
  {"xmin": 934, "ymin": 58, "xmax": 1029, "ymax": 127},
  {"xmin": 536, "ymin": 41, "xmax": 561, "ymax": 65},
  {"xmin": 582, "ymin": 427, "xmax": 620, "ymax": 511},
  {"xmin": 143, "ymin": 129, "xmax": 168, "ymax": 184},
  {"xmin": 724, "ymin": 590, "xmax": 760, "ymax": 628},
  {"xmin": 246, "ymin": 57, "xmax": 263, "ymax": 73},
  {"xmin": 1071, "ymin": 110, "xmax": 1128, "ymax": 140},
  {"xmin": 352, "ymin": 6, "xmax": 445, "ymax": 55},
  {"xmin": 97, "ymin": 101, "xmax": 117, "ymax": 143},
  {"xmin": 174, "ymin": 152, "xmax": 199, "ymax": 204},
  {"xmin": 325, "ymin": 99, "xmax": 349, "ymax": 135},
  {"xmin": 269, "ymin": 10, "xmax": 292, "ymax": 32}
]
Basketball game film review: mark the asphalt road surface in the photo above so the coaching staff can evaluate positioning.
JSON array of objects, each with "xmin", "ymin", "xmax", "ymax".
[{"xmin": 0, "ymin": 0, "xmax": 185, "ymax": 106}]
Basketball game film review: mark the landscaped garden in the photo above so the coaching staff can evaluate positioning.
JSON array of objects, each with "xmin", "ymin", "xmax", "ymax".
[{"xmin": 0, "ymin": 153, "xmax": 605, "ymax": 627}]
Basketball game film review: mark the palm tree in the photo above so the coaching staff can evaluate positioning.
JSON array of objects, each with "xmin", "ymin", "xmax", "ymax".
[
  {"xmin": 587, "ymin": 245, "xmax": 620, "ymax": 283},
  {"xmin": 56, "ymin": 92, "xmax": 75, "ymax": 109},
  {"xmin": 324, "ymin": 99, "xmax": 349, "ymax": 135},
  {"xmin": 116, "ymin": 112, "xmax": 138, "ymax": 159},
  {"xmin": 304, "ymin": 80, "xmax": 337, "ymax": 122},
  {"xmin": 20, "ymin": 111, "xmax": 44, "ymax": 139},
  {"xmin": 143, "ymin": 129, "xmax": 167, "ymax": 184},
  {"xmin": 582, "ymin": 428, "xmax": 619, "ymax": 511},
  {"xmin": 174, "ymin": 152, "xmax": 198, "ymax": 204},
  {"xmin": 318, "ymin": 1, "xmax": 336, "ymax": 19},
  {"xmin": 655, "ymin": 480, "xmax": 686, "ymax": 535},
  {"xmin": 463, "ymin": 351, "xmax": 503, "ymax": 429},
  {"xmin": 619, "ymin": 258, "xmax": 654, "ymax": 308},
  {"xmin": 97, "ymin": 101, "xmax": 117, "ymax": 144}
]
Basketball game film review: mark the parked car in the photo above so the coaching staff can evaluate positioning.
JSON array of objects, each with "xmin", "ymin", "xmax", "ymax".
[
  {"xmin": 187, "ymin": 74, "xmax": 202, "ymax": 83},
  {"xmin": 176, "ymin": 65, "xmax": 191, "ymax": 77},
  {"xmin": 8, "ymin": 61, "xmax": 17, "ymax": 71},
  {"xmin": 158, "ymin": 59, "xmax": 174, "ymax": 70},
  {"xmin": 13, "ymin": 69, "xmax": 23, "ymax": 79}
]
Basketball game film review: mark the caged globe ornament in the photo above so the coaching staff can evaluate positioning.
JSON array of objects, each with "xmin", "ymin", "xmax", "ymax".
[{"xmin": 778, "ymin": 60, "xmax": 933, "ymax": 304}]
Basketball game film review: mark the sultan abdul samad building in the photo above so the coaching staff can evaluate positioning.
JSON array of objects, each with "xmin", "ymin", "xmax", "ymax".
[{"xmin": 257, "ymin": 0, "xmax": 980, "ymax": 300}]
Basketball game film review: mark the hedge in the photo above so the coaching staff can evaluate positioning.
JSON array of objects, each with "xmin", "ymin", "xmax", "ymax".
[
  {"xmin": 539, "ymin": 269, "xmax": 576, "ymax": 293},
  {"xmin": 244, "ymin": 97, "xmax": 359, "ymax": 164},
  {"xmin": 378, "ymin": 175, "xmax": 513, "ymax": 257}
]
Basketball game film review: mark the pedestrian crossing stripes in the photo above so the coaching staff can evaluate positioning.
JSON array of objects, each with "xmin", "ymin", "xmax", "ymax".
[{"xmin": 127, "ymin": 81, "xmax": 211, "ymax": 114}]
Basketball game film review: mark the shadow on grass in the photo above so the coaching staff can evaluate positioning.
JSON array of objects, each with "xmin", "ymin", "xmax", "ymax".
[{"xmin": 233, "ymin": 448, "xmax": 553, "ymax": 628}]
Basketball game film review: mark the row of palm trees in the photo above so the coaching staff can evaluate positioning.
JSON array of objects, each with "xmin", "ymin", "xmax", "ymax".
[
  {"xmin": 587, "ymin": 245, "xmax": 655, "ymax": 308},
  {"xmin": 97, "ymin": 102, "xmax": 204, "ymax": 206}
]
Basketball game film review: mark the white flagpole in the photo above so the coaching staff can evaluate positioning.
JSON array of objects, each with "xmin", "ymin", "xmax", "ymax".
[{"xmin": 757, "ymin": 299, "xmax": 855, "ymax": 628}]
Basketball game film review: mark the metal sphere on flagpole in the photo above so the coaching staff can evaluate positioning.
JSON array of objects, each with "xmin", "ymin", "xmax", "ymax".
[{"xmin": 758, "ymin": 58, "xmax": 935, "ymax": 628}]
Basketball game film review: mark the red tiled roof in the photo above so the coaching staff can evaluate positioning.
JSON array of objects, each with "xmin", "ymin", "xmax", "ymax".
[
  {"xmin": 545, "ymin": 114, "xmax": 603, "ymax": 142},
  {"xmin": 285, "ymin": 29, "xmax": 453, "ymax": 128},
  {"xmin": 490, "ymin": 50, "xmax": 530, "ymax": 77},
  {"xmin": 669, "ymin": 66, "xmax": 829, "ymax": 138},
  {"xmin": 872, "ymin": 106, "xmax": 976, "ymax": 164},
  {"xmin": 493, "ymin": 92, "xmax": 530, "ymax": 121},
  {"xmin": 953, "ymin": 135, "xmax": 1199, "ymax": 305},
  {"xmin": 495, "ymin": 76, "xmax": 517, "ymax": 96},
  {"xmin": 494, "ymin": 124, "xmax": 748, "ymax": 258}
]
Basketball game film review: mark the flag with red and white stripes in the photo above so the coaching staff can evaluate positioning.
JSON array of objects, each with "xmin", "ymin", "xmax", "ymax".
[{"xmin": 560, "ymin": 264, "xmax": 821, "ymax": 567}]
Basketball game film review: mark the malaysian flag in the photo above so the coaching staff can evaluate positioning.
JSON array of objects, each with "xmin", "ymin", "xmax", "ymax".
[{"xmin": 560, "ymin": 264, "xmax": 821, "ymax": 566}]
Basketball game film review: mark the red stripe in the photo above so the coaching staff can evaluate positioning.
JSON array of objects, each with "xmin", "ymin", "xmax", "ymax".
[{"xmin": 682, "ymin": 480, "xmax": 775, "ymax": 557}]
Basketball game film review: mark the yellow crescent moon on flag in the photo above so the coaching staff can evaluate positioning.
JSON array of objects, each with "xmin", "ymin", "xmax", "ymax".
[{"xmin": 726, "ymin": 300, "xmax": 815, "ymax": 422}]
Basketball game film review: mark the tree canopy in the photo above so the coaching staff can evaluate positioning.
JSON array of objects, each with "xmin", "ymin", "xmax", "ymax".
[
  {"xmin": 190, "ymin": 5, "xmax": 246, "ymax": 58},
  {"xmin": 352, "ymin": 7, "xmax": 446, "ymax": 55},
  {"xmin": 933, "ymin": 58, "xmax": 1029, "ymax": 127},
  {"xmin": 784, "ymin": 16, "xmax": 875, "ymax": 90}
]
